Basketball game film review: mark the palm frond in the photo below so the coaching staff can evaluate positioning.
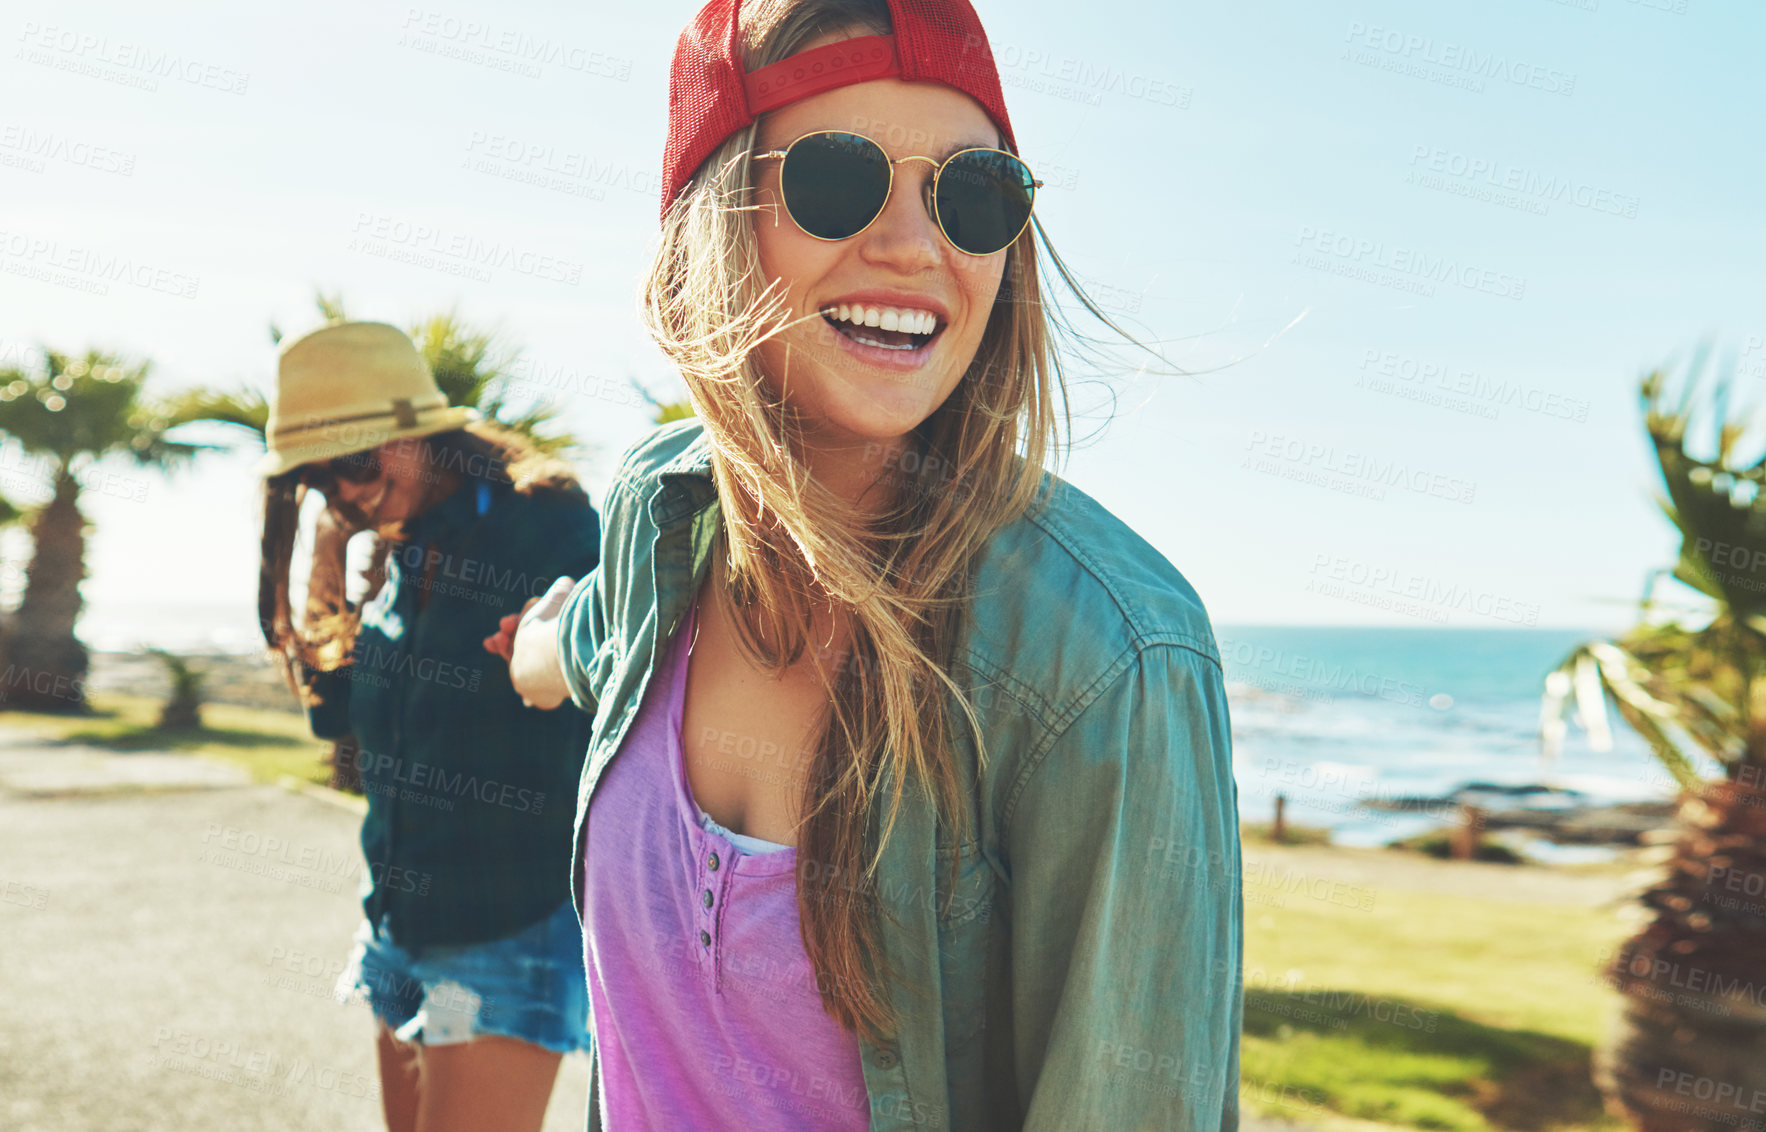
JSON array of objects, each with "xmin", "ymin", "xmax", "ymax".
[
  {"xmin": 1544, "ymin": 342, "xmax": 1766, "ymax": 783},
  {"xmin": 158, "ymin": 386, "xmax": 270, "ymax": 439}
]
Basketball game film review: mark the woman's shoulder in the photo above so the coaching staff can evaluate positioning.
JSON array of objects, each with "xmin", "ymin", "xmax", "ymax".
[
  {"xmin": 604, "ymin": 417, "xmax": 709, "ymax": 502},
  {"xmin": 964, "ymin": 467, "xmax": 1222, "ymax": 722}
]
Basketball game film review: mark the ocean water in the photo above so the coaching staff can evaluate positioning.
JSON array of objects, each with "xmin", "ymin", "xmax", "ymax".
[
  {"xmin": 77, "ymin": 601, "xmax": 267, "ymax": 656},
  {"xmin": 74, "ymin": 606, "xmax": 1686, "ymax": 849},
  {"xmin": 1217, "ymin": 625, "xmax": 1689, "ymax": 849}
]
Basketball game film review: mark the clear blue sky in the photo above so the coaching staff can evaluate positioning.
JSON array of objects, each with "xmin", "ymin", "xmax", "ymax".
[{"xmin": 2, "ymin": 0, "xmax": 1761, "ymax": 637}]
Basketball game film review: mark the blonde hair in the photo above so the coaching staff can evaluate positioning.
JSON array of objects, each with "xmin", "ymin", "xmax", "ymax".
[{"xmin": 643, "ymin": 0, "xmax": 1118, "ymax": 1039}]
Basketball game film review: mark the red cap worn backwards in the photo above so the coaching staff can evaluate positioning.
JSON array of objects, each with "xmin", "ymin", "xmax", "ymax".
[{"xmin": 660, "ymin": 0, "xmax": 1017, "ymax": 221}]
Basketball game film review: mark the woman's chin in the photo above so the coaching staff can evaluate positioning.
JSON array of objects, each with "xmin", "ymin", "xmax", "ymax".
[{"xmin": 817, "ymin": 376, "xmax": 958, "ymax": 441}]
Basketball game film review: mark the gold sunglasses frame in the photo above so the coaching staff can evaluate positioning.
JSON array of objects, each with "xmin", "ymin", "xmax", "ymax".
[{"xmin": 752, "ymin": 129, "xmax": 1043, "ymax": 257}]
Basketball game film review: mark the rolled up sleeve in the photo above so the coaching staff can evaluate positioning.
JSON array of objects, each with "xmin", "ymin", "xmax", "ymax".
[
  {"xmin": 556, "ymin": 563, "xmax": 611, "ymax": 714},
  {"xmin": 1005, "ymin": 642, "xmax": 1243, "ymax": 1131}
]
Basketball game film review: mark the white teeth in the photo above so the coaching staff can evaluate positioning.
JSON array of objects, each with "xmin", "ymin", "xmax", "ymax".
[
  {"xmin": 823, "ymin": 303, "xmax": 941, "ymax": 337},
  {"xmin": 851, "ymin": 334, "xmax": 914, "ymax": 351}
]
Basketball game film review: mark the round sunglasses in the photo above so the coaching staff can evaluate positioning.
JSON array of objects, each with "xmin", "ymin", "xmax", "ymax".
[{"xmin": 752, "ymin": 130, "xmax": 1042, "ymax": 257}]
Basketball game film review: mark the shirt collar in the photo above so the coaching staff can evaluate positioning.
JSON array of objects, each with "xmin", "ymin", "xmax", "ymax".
[{"xmin": 649, "ymin": 427, "xmax": 718, "ymax": 528}]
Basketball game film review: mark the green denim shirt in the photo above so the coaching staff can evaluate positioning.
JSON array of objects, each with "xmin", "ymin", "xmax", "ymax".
[{"xmin": 557, "ymin": 419, "xmax": 1242, "ymax": 1131}]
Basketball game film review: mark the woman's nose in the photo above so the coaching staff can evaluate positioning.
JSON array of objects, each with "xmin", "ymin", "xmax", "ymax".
[{"xmin": 860, "ymin": 166, "xmax": 945, "ymax": 269}]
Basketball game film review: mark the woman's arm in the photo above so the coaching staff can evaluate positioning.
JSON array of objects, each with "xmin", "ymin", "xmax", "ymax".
[
  {"xmin": 1004, "ymin": 643, "xmax": 1243, "ymax": 1131},
  {"xmin": 498, "ymin": 575, "xmax": 580, "ymax": 710}
]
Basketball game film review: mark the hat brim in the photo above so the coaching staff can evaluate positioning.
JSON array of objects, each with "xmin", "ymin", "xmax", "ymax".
[{"xmin": 253, "ymin": 407, "xmax": 482, "ymax": 478}]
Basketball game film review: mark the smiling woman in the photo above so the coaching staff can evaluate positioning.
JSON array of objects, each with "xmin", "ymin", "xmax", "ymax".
[
  {"xmin": 500, "ymin": 1, "xmax": 1243, "ymax": 1130},
  {"xmin": 253, "ymin": 320, "xmax": 604, "ymax": 1132}
]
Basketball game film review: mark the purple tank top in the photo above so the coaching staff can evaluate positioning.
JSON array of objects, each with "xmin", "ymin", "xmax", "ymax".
[{"xmin": 579, "ymin": 589, "xmax": 871, "ymax": 1130}]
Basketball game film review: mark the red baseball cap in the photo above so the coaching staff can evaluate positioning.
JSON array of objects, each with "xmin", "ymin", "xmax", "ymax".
[{"xmin": 661, "ymin": 0, "xmax": 1017, "ymax": 221}]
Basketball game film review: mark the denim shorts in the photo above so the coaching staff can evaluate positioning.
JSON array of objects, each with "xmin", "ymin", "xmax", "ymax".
[{"xmin": 333, "ymin": 901, "xmax": 592, "ymax": 1055}]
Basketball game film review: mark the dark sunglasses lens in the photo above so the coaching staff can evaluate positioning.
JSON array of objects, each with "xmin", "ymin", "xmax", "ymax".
[
  {"xmin": 936, "ymin": 150, "xmax": 1036, "ymax": 255},
  {"xmin": 330, "ymin": 451, "xmax": 380, "ymax": 484},
  {"xmin": 780, "ymin": 132, "xmax": 891, "ymax": 240},
  {"xmin": 301, "ymin": 451, "xmax": 378, "ymax": 490}
]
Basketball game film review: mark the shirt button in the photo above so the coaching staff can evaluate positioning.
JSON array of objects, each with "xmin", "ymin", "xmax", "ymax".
[
  {"xmin": 708, "ymin": 852, "xmax": 720, "ymax": 871},
  {"xmin": 875, "ymin": 1047, "xmax": 899, "ymax": 1070},
  {"xmin": 699, "ymin": 929, "xmax": 711, "ymax": 946},
  {"xmin": 702, "ymin": 889, "xmax": 714, "ymax": 908}
]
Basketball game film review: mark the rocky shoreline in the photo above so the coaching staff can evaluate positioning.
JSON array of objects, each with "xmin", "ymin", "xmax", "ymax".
[{"xmin": 1362, "ymin": 781, "xmax": 1679, "ymax": 846}]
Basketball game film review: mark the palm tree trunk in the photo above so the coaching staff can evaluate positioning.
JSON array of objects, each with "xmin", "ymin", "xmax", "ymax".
[
  {"xmin": 1, "ymin": 465, "xmax": 91, "ymax": 712},
  {"xmin": 1595, "ymin": 772, "xmax": 1766, "ymax": 1129}
]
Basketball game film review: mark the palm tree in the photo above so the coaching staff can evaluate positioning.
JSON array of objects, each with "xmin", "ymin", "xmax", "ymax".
[
  {"xmin": 0, "ymin": 350, "xmax": 208, "ymax": 712},
  {"xmin": 1542, "ymin": 343, "xmax": 1766, "ymax": 1130}
]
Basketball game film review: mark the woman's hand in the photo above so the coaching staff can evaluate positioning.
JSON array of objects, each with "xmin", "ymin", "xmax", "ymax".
[{"xmin": 486, "ymin": 576, "xmax": 576, "ymax": 710}]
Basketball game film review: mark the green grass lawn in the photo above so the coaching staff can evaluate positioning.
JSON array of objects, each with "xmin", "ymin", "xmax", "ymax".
[
  {"xmin": 0, "ymin": 693, "xmax": 334, "ymax": 788},
  {"xmin": 1241, "ymin": 852, "xmax": 1635, "ymax": 1131}
]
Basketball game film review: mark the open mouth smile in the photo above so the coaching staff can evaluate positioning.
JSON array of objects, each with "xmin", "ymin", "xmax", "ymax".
[{"xmin": 819, "ymin": 302, "xmax": 945, "ymax": 353}]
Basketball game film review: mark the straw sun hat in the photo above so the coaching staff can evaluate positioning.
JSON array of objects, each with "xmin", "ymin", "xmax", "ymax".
[{"xmin": 255, "ymin": 321, "xmax": 479, "ymax": 478}]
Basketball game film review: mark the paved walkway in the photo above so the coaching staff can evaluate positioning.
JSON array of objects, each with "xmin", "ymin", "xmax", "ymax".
[{"xmin": 0, "ymin": 737, "xmax": 590, "ymax": 1132}]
